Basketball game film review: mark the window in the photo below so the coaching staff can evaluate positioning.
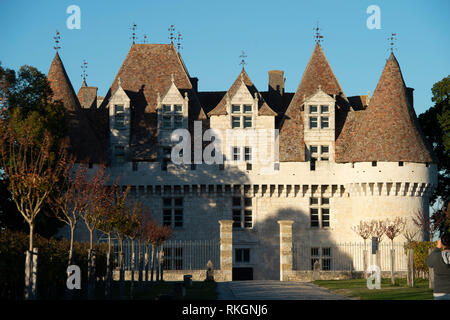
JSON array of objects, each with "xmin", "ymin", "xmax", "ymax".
[
  {"xmin": 163, "ymin": 247, "xmax": 183, "ymax": 270},
  {"xmin": 115, "ymin": 145, "xmax": 125, "ymax": 164},
  {"xmin": 162, "ymin": 197, "xmax": 183, "ymax": 228},
  {"xmin": 320, "ymin": 105, "xmax": 329, "ymax": 114},
  {"xmin": 309, "ymin": 105, "xmax": 318, "ymax": 114},
  {"xmin": 174, "ymin": 105, "xmax": 182, "ymax": 113},
  {"xmin": 311, "ymin": 247, "xmax": 332, "ymax": 270},
  {"xmin": 232, "ymin": 116, "xmax": 241, "ymax": 129},
  {"xmin": 309, "ymin": 145, "xmax": 329, "ymax": 163},
  {"xmin": 235, "ymin": 248, "xmax": 250, "ymax": 263},
  {"xmin": 243, "ymin": 116, "xmax": 252, "ymax": 128},
  {"xmin": 309, "ymin": 117, "xmax": 318, "ymax": 129},
  {"xmin": 161, "ymin": 104, "xmax": 183, "ymax": 129},
  {"xmin": 320, "ymin": 117, "xmax": 329, "ymax": 128},
  {"xmin": 231, "ymin": 104, "xmax": 253, "ymax": 128},
  {"xmin": 132, "ymin": 161, "xmax": 138, "ymax": 171},
  {"xmin": 232, "ymin": 147, "xmax": 240, "ymax": 161},
  {"xmin": 232, "ymin": 196, "xmax": 252, "ymax": 229},
  {"xmin": 399, "ymin": 161, "xmax": 404, "ymax": 166},
  {"xmin": 114, "ymin": 105, "xmax": 125, "ymax": 129},
  {"xmin": 310, "ymin": 196, "xmax": 330, "ymax": 228},
  {"xmin": 244, "ymin": 147, "xmax": 252, "ymax": 161},
  {"xmin": 372, "ymin": 161, "xmax": 377, "ymax": 167}
]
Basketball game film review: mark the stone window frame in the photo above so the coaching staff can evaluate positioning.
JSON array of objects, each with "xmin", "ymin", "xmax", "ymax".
[
  {"xmin": 311, "ymin": 247, "xmax": 332, "ymax": 270},
  {"xmin": 231, "ymin": 104, "xmax": 253, "ymax": 129},
  {"xmin": 309, "ymin": 196, "xmax": 330, "ymax": 228},
  {"xmin": 308, "ymin": 104, "xmax": 330, "ymax": 130},
  {"xmin": 162, "ymin": 197, "xmax": 183, "ymax": 228},
  {"xmin": 232, "ymin": 196, "xmax": 253, "ymax": 229},
  {"xmin": 114, "ymin": 145, "xmax": 126, "ymax": 164},
  {"xmin": 309, "ymin": 144, "xmax": 330, "ymax": 162},
  {"xmin": 114, "ymin": 104, "xmax": 125, "ymax": 129},
  {"xmin": 161, "ymin": 104, "xmax": 184, "ymax": 129}
]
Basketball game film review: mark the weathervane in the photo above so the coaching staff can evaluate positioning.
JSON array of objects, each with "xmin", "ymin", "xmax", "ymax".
[
  {"xmin": 81, "ymin": 60, "xmax": 88, "ymax": 82},
  {"xmin": 177, "ymin": 32, "xmax": 183, "ymax": 51},
  {"xmin": 143, "ymin": 34, "xmax": 148, "ymax": 44},
  {"xmin": 53, "ymin": 30, "xmax": 61, "ymax": 51},
  {"xmin": 313, "ymin": 22, "xmax": 323, "ymax": 44},
  {"xmin": 168, "ymin": 25, "xmax": 176, "ymax": 43},
  {"xmin": 130, "ymin": 23, "xmax": 138, "ymax": 44},
  {"xmin": 239, "ymin": 50, "xmax": 247, "ymax": 68},
  {"xmin": 388, "ymin": 33, "xmax": 397, "ymax": 53}
]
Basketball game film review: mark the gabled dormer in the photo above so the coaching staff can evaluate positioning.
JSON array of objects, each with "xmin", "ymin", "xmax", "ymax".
[
  {"xmin": 108, "ymin": 78, "xmax": 131, "ymax": 165},
  {"xmin": 157, "ymin": 74, "xmax": 189, "ymax": 161},
  {"xmin": 303, "ymin": 85, "xmax": 336, "ymax": 163}
]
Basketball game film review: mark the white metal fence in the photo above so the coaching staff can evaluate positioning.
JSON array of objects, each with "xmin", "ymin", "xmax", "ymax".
[
  {"xmin": 293, "ymin": 242, "xmax": 408, "ymax": 272},
  {"xmin": 110, "ymin": 239, "xmax": 220, "ymax": 271}
]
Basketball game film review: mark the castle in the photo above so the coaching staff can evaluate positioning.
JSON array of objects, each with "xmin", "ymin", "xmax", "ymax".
[{"xmin": 47, "ymin": 40, "xmax": 437, "ymax": 280}]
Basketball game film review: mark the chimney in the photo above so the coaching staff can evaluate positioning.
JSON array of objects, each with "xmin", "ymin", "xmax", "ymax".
[
  {"xmin": 268, "ymin": 70, "xmax": 285, "ymax": 96},
  {"xmin": 190, "ymin": 77, "xmax": 198, "ymax": 93}
]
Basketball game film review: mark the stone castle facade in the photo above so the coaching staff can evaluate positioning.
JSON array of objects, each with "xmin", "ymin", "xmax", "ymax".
[{"xmin": 47, "ymin": 41, "xmax": 437, "ymax": 280}]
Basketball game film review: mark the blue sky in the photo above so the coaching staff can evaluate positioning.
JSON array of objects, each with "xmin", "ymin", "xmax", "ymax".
[{"xmin": 0, "ymin": 0, "xmax": 448, "ymax": 115}]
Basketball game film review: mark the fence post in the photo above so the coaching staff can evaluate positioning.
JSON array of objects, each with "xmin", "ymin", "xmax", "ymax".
[
  {"xmin": 219, "ymin": 220, "xmax": 233, "ymax": 281},
  {"xmin": 278, "ymin": 220, "xmax": 294, "ymax": 281}
]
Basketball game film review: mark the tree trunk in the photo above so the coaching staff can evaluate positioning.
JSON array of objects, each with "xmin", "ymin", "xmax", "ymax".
[
  {"xmin": 144, "ymin": 243, "xmax": 149, "ymax": 283},
  {"xmin": 150, "ymin": 244, "xmax": 155, "ymax": 284},
  {"xmin": 130, "ymin": 239, "xmax": 135, "ymax": 300},
  {"xmin": 390, "ymin": 247, "xmax": 395, "ymax": 285},
  {"xmin": 87, "ymin": 249, "xmax": 96, "ymax": 300},
  {"xmin": 119, "ymin": 238, "xmax": 124, "ymax": 300},
  {"xmin": 105, "ymin": 233, "xmax": 112, "ymax": 299},
  {"xmin": 24, "ymin": 222, "xmax": 35, "ymax": 300},
  {"xmin": 138, "ymin": 240, "xmax": 143, "ymax": 290},
  {"xmin": 428, "ymin": 247, "xmax": 434, "ymax": 289},
  {"xmin": 156, "ymin": 245, "xmax": 160, "ymax": 283},
  {"xmin": 407, "ymin": 248, "xmax": 415, "ymax": 287},
  {"xmin": 159, "ymin": 245, "xmax": 164, "ymax": 282}
]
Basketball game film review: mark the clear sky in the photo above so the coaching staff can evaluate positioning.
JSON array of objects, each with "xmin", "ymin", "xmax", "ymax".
[{"xmin": 0, "ymin": 0, "xmax": 448, "ymax": 115}]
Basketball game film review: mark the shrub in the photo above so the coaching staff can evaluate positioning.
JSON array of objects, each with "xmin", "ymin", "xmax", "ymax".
[
  {"xmin": 0, "ymin": 229, "xmax": 107, "ymax": 299},
  {"xmin": 404, "ymin": 241, "xmax": 436, "ymax": 277}
]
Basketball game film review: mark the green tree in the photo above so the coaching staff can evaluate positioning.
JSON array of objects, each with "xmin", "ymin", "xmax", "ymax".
[
  {"xmin": 0, "ymin": 63, "xmax": 67, "ymax": 237},
  {"xmin": 418, "ymin": 75, "xmax": 450, "ymax": 205}
]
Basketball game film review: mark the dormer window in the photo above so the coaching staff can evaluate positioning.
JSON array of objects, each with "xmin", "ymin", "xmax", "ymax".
[
  {"xmin": 114, "ymin": 105, "xmax": 125, "ymax": 129},
  {"xmin": 308, "ymin": 104, "xmax": 330, "ymax": 130},
  {"xmin": 321, "ymin": 117, "xmax": 329, "ymax": 128},
  {"xmin": 231, "ymin": 104, "xmax": 253, "ymax": 128},
  {"xmin": 161, "ymin": 104, "xmax": 184, "ymax": 129},
  {"xmin": 320, "ymin": 105, "xmax": 329, "ymax": 114}
]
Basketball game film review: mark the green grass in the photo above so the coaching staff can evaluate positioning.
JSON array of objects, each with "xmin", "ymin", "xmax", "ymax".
[{"xmin": 314, "ymin": 278, "xmax": 433, "ymax": 300}]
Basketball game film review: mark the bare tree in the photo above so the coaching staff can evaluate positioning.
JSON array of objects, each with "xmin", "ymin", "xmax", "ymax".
[
  {"xmin": 352, "ymin": 220, "xmax": 373, "ymax": 278},
  {"xmin": 385, "ymin": 217, "xmax": 406, "ymax": 284}
]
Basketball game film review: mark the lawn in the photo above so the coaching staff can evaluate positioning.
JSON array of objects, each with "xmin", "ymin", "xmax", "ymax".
[{"xmin": 314, "ymin": 278, "xmax": 433, "ymax": 300}]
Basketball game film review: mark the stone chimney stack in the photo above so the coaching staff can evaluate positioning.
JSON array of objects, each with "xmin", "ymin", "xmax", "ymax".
[{"xmin": 268, "ymin": 70, "xmax": 285, "ymax": 96}]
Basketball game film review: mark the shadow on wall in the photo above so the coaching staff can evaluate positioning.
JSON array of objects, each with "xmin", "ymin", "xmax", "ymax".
[{"xmin": 250, "ymin": 207, "xmax": 354, "ymax": 280}]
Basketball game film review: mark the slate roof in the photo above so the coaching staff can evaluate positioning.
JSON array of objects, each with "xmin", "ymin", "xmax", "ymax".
[
  {"xmin": 47, "ymin": 53, "xmax": 106, "ymax": 163},
  {"xmin": 335, "ymin": 53, "xmax": 435, "ymax": 163},
  {"xmin": 77, "ymin": 80, "xmax": 98, "ymax": 109},
  {"xmin": 207, "ymin": 68, "xmax": 277, "ymax": 117},
  {"xmin": 278, "ymin": 43, "xmax": 349, "ymax": 162}
]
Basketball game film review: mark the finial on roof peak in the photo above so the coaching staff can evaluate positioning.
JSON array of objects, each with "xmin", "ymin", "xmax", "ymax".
[
  {"xmin": 118, "ymin": 77, "xmax": 122, "ymax": 87},
  {"xmin": 318, "ymin": 84, "xmax": 322, "ymax": 91},
  {"xmin": 171, "ymin": 73, "xmax": 175, "ymax": 83}
]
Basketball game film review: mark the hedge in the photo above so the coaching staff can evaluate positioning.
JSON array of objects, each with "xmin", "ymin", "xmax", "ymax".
[{"xmin": 0, "ymin": 229, "xmax": 107, "ymax": 299}]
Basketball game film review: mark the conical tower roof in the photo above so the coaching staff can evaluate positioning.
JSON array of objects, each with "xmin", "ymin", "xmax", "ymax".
[
  {"xmin": 47, "ymin": 52, "xmax": 106, "ymax": 163},
  {"xmin": 279, "ymin": 43, "xmax": 348, "ymax": 161},
  {"xmin": 335, "ymin": 53, "xmax": 434, "ymax": 163},
  {"xmin": 47, "ymin": 52, "xmax": 81, "ymax": 111}
]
